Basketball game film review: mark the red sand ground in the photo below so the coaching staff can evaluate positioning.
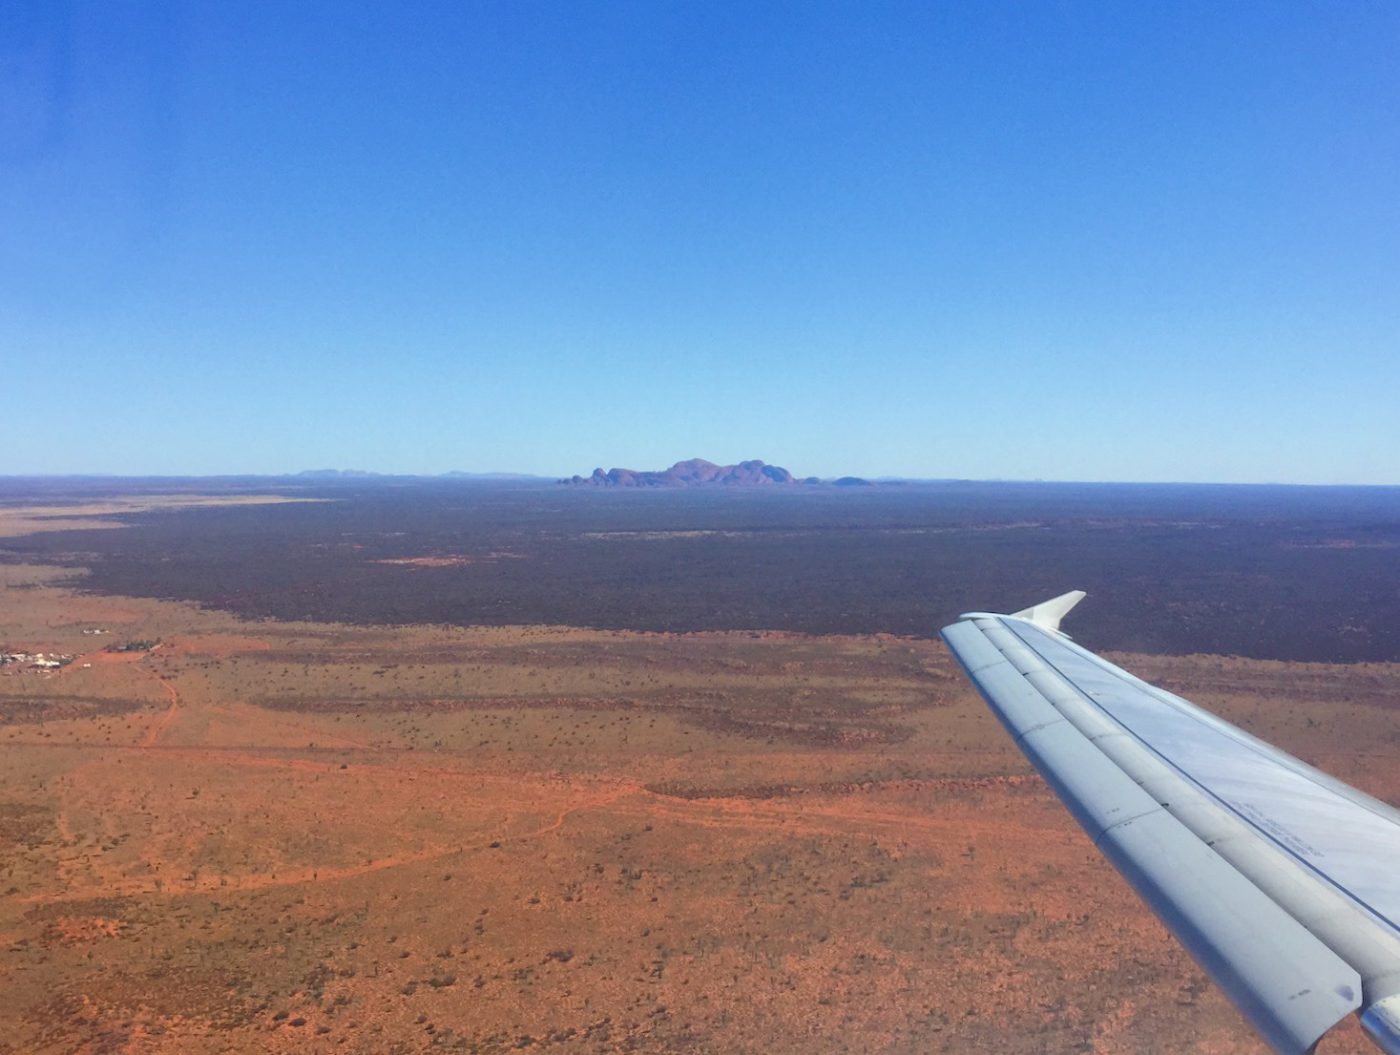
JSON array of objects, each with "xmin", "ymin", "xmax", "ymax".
[{"xmin": 1, "ymin": 561, "xmax": 1397, "ymax": 1054}]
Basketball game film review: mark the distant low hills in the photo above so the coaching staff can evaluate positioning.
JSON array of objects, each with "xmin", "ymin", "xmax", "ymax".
[
  {"xmin": 287, "ymin": 463, "xmax": 875, "ymax": 487},
  {"xmin": 562, "ymin": 458, "xmax": 870, "ymax": 488}
]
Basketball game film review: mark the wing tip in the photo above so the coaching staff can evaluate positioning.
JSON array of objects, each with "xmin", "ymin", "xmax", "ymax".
[{"xmin": 1009, "ymin": 589, "xmax": 1087, "ymax": 633}]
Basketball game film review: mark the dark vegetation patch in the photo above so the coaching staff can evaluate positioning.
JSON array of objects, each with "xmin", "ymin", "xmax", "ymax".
[
  {"xmin": 6, "ymin": 478, "xmax": 1400, "ymax": 661},
  {"xmin": 645, "ymin": 774, "xmax": 1043, "ymax": 800},
  {"xmin": 254, "ymin": 649, "xmax": 500, "ymax": 665},
  {"xmin": 0, "ymin": 801, "xmax": 55, "ymax": 849},
  {"xmin": 255, "ymin": 694, "xmax": 633, "ymax": 715},
  {"xmin": 23, "ymin": 896, "xmax": 143, "ymax": 924},
  {"xmin": 0, "ymin": 695, "xmax": 146, "ymax": 725},
  {"xmin": 255, "ymin": 687, "xmax": 918, "ymax": 746},
  {"xmin": 683, "ymin": 709, "xmax": 913, "ymax": 747}
]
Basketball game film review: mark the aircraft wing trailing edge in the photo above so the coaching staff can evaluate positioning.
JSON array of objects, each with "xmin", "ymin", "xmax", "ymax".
[{"xmin": 941, "ymin": 591, "xmax": 1400, "ymax": 1055}]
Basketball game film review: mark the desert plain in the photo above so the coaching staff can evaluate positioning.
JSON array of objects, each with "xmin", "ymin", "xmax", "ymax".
[{"xmin": 2, "ymin": 494, "xmax": 1399, "ymax": 1054}]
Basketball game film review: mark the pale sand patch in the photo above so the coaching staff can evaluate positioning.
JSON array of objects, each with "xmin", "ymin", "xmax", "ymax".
[{"xmin": 0, "ymin": 494, "xmax": 324, "ymax": 538}]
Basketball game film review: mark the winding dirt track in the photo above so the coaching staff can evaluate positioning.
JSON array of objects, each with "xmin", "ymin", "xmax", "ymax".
[
  {"xmin": 138, "ymin": 658, "xmax": 180, "ymax": 747},
  {"xmin": 24, "ymin": 751, "xmax": 1050, "ymax": 907}
]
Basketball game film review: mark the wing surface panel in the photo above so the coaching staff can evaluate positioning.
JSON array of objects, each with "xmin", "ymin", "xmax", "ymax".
[
  {"xmin": 1003, "ymin": 618, "xmax": 1400, "ymax": 932},
  {"xmin": 942, "ymin": 597, "xmax": 1400, "ymax": 1055}
]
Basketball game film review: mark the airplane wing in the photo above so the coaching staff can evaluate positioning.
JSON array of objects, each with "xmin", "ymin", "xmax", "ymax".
[{"xmin": 941, "ymin": 592, "xmax": 1400, "ymax": 1055}]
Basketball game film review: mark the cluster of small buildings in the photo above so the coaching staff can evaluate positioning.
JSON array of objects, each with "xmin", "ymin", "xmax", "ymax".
[{"xmin": 0, "ymin": 651, "xmax": 74, "ymax": 672}]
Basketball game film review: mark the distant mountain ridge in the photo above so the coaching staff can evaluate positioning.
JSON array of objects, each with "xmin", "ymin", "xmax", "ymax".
[
  {"xmin": 562, "ymin": 458, "xmax": 870, "ymax": 488},
  {"xmin": 288, "ymin": 464, "xmax": 873, "ymax": 487}
]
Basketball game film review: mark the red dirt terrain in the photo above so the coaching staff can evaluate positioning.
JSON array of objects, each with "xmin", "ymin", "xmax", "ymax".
[{"xmin": 1, "ymin": 561, "xmax": 1397, "ymax": 1054}]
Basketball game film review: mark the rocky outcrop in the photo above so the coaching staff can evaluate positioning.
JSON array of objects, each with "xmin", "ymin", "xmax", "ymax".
[{"xmin": 566, "ymin": 459, "xmax": 799, "ymax": 487}]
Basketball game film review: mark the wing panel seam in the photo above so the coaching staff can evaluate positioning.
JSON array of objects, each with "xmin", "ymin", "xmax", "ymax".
[{"xmin": 1002, "ymin": 617, "xmax": 1400, "ymax": 940}]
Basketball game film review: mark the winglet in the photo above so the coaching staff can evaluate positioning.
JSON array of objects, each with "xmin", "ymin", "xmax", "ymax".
[{"xmin": 1010, "ymin": 590, "xmax": 1086, "ymax": 633}]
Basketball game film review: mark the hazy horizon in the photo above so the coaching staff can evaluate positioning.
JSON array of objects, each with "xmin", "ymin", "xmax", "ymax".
[{"xmin": 6, "ymin": 464, "xmax": 1400, "ymax": 490}]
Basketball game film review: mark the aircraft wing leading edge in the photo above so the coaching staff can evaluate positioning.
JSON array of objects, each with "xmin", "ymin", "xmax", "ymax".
[{"xmin": 941, "ymin": 592, "xmax": 1400, "ymax": 1055}]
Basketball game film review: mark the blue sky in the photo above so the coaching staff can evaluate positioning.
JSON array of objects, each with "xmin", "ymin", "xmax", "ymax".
[{"xmin": 2, "ymin": 1, "xmax": 1397, "ymax": 482}]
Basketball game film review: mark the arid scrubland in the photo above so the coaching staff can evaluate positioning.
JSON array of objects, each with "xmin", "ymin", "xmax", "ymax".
[{"xmin": 1, "ymin": 498, "xmax": 1399, "ymax": 1053}]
